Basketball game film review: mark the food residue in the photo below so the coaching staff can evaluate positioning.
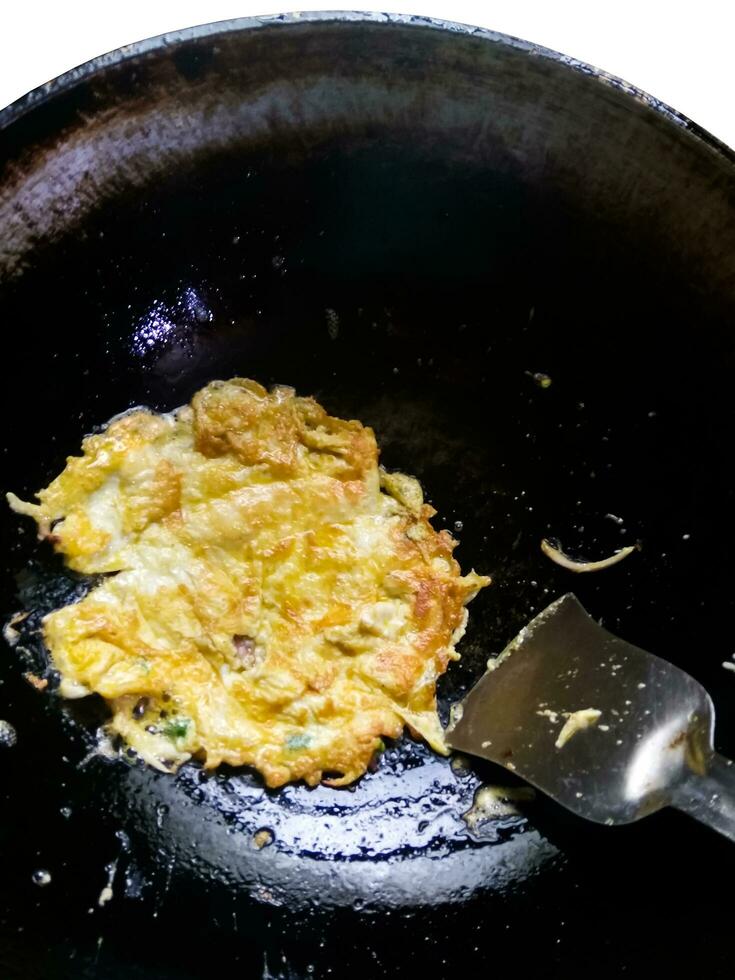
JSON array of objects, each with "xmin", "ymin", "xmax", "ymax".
[
  {"xmin": 252, "ymin": 828, "xmax": 275, "ymax": 850},
  {"xmin": 525, "ymin": 370, "xmax": 552, "ymax": 389},
  {"xmin": 541, "ymin": 538, "xmax": 637, "ymax": 573},
  {"xmin": 450, "ymin": 753, "xmax": 472, "ymax": 774},
  {"xmin": 23, "ymin": 672, "xmax": 48, "ymax": 691},
  {"xmin": 462, "ymin": 784, "xmax": 536, "ymax": 830},
  {"xmin": 2, "ymin": 610, "xmax": 28, "ymax": 647},
  {"xmin": 536, "ymin": 708, "xmax": 560, "ymax": 724},
  {"xmin": 98, "ymin": 858, "xmax": 119, "ymax": 906},
  {"xmin": 555, "ymin": 708, "xmax": 602, "ymax": 749}
]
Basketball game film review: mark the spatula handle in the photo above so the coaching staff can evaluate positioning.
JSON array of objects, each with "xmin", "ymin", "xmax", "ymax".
[{"xmin": 670, "ymin": 753, "xmax": 735, "ymax": 843}]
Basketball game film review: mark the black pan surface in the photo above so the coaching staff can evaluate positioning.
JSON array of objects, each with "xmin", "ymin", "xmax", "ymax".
[{"xmin": 2, "ymin": 13, "xmax": 735, "ymax": 978}]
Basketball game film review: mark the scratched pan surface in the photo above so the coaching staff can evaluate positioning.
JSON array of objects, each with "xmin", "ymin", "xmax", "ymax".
[{"xmin": 2, "ymin": 13, "xmax": 735, "ymax": 979}]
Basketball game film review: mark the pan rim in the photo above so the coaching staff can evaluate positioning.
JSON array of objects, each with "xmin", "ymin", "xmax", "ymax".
[{"xmin": 1, "ymin": 9, "xmax": 733, "ymax": 168}]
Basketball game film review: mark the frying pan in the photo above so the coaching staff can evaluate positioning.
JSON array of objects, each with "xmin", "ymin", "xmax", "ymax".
[{"xmin": 2, "ymin": 11, "xmax": 735, "ymax": 978}]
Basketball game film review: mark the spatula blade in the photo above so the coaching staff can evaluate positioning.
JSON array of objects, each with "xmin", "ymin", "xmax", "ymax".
[{"xmin": 446, "ymin": 594, "xmax": 714, "ymax": 825}]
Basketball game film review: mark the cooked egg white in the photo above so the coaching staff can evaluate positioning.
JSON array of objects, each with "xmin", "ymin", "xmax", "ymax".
[{"xmin": 8, "ymin": 378, "xmax": 489, "ymax": 787}]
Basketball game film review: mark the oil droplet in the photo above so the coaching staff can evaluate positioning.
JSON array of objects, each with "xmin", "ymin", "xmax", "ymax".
[
  {"xmin": 454, "ymin": 520, "xmax": 464, "ymax": 532},
  {"xmin": 0, "ymin": 720, "xmax": 17, "ymax": 747},
  {"xmin": 32, "ymin": 869, "xmax": 51, "ymax": 887}
]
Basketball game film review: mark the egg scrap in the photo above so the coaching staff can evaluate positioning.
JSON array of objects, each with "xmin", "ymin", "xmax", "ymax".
[{"xmin": 8, "ymin": 379, "xmax": 489, "ymax": 787}]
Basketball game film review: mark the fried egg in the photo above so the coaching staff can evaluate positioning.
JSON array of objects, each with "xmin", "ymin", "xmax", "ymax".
[{"xmin": 8, "ymin": 379, "xmax": 489, "ymax": 787}]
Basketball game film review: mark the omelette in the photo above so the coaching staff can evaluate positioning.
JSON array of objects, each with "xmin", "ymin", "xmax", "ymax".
[{"xmin": 7, "ymin": 379, "xmax": 489, "ymax": 787}]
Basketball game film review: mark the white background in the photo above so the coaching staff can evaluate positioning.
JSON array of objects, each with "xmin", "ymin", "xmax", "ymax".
[{"xmin": 0, "ymin": 2, "xmax": 734, "ymax": 149}]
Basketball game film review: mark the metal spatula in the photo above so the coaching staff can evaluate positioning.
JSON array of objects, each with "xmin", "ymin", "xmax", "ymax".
[{"xmin": 446, "ymin": 593, "xmax": 735, "ymax": 841}]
